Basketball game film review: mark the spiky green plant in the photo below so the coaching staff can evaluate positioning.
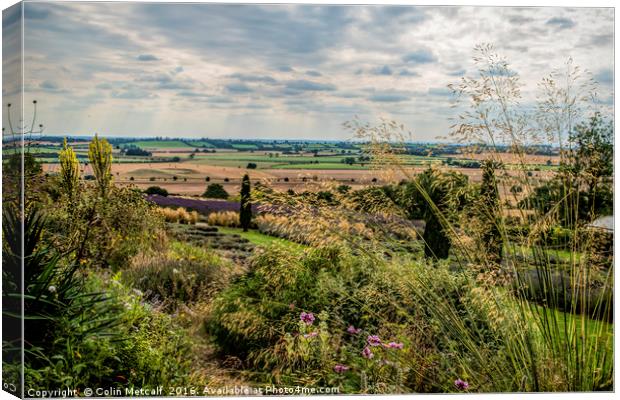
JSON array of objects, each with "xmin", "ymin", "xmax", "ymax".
[
  {"xmin": 88, "ymin": 134, "xmax": 113, "ymax": 197},
  {"xmin": 58, "ymin": 138, "xmax": 80, "ymax": 199}
]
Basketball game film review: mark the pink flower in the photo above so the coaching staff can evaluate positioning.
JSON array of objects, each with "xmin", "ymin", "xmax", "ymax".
[
  {"xmin": 333, "ymin": 364, "xmax": 349, "ymax": 373},
  {"xmin": 347, "ymin": 325, "xmax": 362, "ymax": 334},
  {"xmin": 362, "ymin": 346, "xmax": 374, "ymax": 359},
  {"xmin": 367, "ymin": 335, "xmax": 382, "ymax": 346},
  {"xmin": 300, "ymin": 311, "xmax": 315, "ymax": 325},
  {"xmin": 454, "ymin": 379, "xmax": 469, "ymax": 390},
  {"xmin": 385, "ymin": 342, "xmax": 404, "ymax": 349},
  {"xmin": 303, "ymin": 331, "xmax": 318, "ymax": 338}
]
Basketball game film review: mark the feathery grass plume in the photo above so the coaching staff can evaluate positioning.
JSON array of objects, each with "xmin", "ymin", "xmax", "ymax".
[
  {"xmin": 158, "ymin": 207, "xmax": 198, "ymax": 224},
  {"xmin": 88, "ymin": 134, "xmax": 113, "ymax": 197},
  {"xmin": 58, "ymin": 138, "xmax": 80, "ymax": 199},
  {"xmin": 207, "ymin": 210, "xmax": 240, "ymax": 227}
]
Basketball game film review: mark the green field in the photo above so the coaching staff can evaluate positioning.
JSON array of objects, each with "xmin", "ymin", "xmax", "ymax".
[
  {"xmin": 217, "ymin": 227, "xmax": 306, "ymax": 252},
  {"xmin": 271, "ymin": 162, "xmax": 369, "ymax": 170},
  {"xmin": 185, "ymin": 140, "xmax": 215, "ymax": 148},
  {"xmin": 231, "ymin": 143, "xmax": 259, "ymax": 150},
  {"xmin": 122, "ymin": 140, "xmax": 195, "ymax": 149}
]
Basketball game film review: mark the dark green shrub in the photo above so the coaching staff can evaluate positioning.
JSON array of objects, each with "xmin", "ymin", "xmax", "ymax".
[
  {"xmin": 144, "ymin": 186, "xmax": 169, "ymax": 197},
  {"xmin": 240, "ymin": 174, "xmax": 252, "ymax": 232},
  {"xmin": 203, "ymin": 183, "xmax": 229, "ymax": 199}
]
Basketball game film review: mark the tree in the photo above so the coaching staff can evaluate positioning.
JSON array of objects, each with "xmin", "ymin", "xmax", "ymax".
[
  {"xmin": 246, "ymin": 162, "xmax": 257, "ymax": 169},
  {"xmin": 58, "ymin": 138, "xmax": 80, "ymax": 200},
  {"xmin": 144, "ymin": 186, "xmax": 168, "ymax": 197},
  {"xmin": 239, "ymin": 174, "xmax": 252, "ymax": 232},
  {"xmin": 203, "ymin": 183, "xmax": 229, "ymax": 199},
  {"xmin": 88, "ymin": 134, "xmax": 113, "ymax": 197},
  {"xmin": 479, "ymin": 160, "xmax": 503, "ymax": 266},
  {"xmin": 405, "ymin": 168, "xmax": 470, "ymax": 260},
  {"xmin": 566, "ymin": 112, "xmax": 613, "ymax": 194}
]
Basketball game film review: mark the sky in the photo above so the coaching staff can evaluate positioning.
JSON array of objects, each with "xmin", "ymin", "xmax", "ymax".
[{"xmin": 2, "ymin": 2, "xmax": 615, "ymax": 141}]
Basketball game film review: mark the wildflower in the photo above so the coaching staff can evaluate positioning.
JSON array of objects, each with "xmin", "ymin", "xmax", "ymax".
[
  {"xmin": 333, "ymin": 364, "xmax": 349, "ymax": 373},
  {"xmin": 172, "ymin": 268, "xmax": 180, "ymax": 274},
  {"xmin": 367, "ymin": 335, "xmax": 382, "ymax": 346},
  {"xmin": 385, "ymin": 342, "xmax": 404, "ymax": 349},
  {"xmin": 48, "ymin": 285, "xmax": 56, "ymax": 293},
  {"xmin": 347, "ymin": 325, "xmax": 361, "ymax": 334},
  {"xmin": 303, "ymin": 331, "xmax": 318, "ymax": 339},
  {"xmin": 454, "ymin": 379, "xmax": 469, "ymax": 390},
  {"xmin": 362, "ymin": 346, "xmax": 374, "ymax": 359},
  {"xmin": 300, "ymin": 311, "xmax": 315, "ymax": 325}
]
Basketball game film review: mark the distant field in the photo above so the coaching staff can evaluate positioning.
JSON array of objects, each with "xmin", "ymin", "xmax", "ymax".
[
  {"xmin": 231, "ymin": 144, "xmax": 259, "ymax": 150},
  {"xmin": 271, "ymin": 162, "xmax": 368, "ymax": 170},
  {"xmin": 185, "ymin": 140, "xmax": 214, "ymax": 148},
  {"xmin": 122, "ymin": 140, "xmax": 194, "ymax": 149}
]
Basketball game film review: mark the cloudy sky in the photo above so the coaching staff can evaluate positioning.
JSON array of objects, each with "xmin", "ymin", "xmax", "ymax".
[{"xmin": 3, "ymin": 2, "xmax": 614, "ymax": 141}]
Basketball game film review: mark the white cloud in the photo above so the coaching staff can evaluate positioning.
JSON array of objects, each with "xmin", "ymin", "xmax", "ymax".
[{"xmin": 18, "ymin": 3, "xmax": 614, "ymax": 141}]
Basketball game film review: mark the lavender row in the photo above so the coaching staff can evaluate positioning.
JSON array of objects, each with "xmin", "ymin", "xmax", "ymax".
[{"xmin": 146, "ymin": 194, "xmax": 264, "ymax": 214}]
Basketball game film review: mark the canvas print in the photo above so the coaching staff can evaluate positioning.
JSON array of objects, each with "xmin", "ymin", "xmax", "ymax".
[{"xmin": 1, "ymin": 1, "xmax": 614, "ymax": 398}]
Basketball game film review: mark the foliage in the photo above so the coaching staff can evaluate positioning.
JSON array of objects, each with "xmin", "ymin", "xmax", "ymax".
[
  {"xmin": 403, "ymin": 168, "xmax": 470, "ymax": 259},
  {"xmin": 58, "ymin": 138, "xmax": 80, "ymax": 200},
  {"xmin": 478, "ymin": 160, "xmax": 503, "ymax": 265},
  {"xmin": 144, "ymin": 186, "xmax": 169, "ymax": 197},
  {"xmin": 203, "ymin": 183, "xmax": 229, "ymax": 199},
  {"xmin": 88, "ymin": 134, "xmax": 113, "ymax": 197},
  {"xmin": 123, "ymin": 241, "xmax": 233, "ymax": 310}
]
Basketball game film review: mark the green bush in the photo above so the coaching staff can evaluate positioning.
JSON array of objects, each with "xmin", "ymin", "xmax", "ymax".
[
  {"xmin": 145, "ymin": 186, "xmax": 169, "ymax": 197},
  {"xmin": 202, "ymin": 183, "xmax": 229, "ymax": 199},
  {"xmin": 24, "ymin": 273, "xmax": 199, "ymax": 391},
  {"xmin": 123, "ymin": 241, "xmax": 233, "ymax": 310},
  {"xmin": 206, "ymin": 245, "xmax": 500, "ymax": 392}
]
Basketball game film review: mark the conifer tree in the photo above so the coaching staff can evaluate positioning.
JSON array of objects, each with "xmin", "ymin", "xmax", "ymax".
[
  {"xmin": 240, "ymin": 174, "xmax": 252, "ymax": 232},
  {"xmin": 479, "ymin": 160, "xmax": 503, "ymax": 266}
]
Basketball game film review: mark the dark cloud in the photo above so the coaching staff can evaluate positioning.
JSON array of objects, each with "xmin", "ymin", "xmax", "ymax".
[
  {"xmin": 206, "ymin": 96, "xmax": 235, "ymax": 104},
  {"xmin": 594, "ymin": 69, "xmax": 613, "ymax": 86},
  {"xmin": 372, "ymin": 65, "xmax": 393, "ymax": 76},
  {"xmin": 228, "ymin": 73, "xmax": 277, "ymax": 84},
  {"xmin": 589, "ymin": 33, "xmax": 613, "ymax": 47},
  {"xmin": 402, "ymin": 49, "xmax": 437, "ymax": 64},
  {"xmin": 428, "ymin": 87, "xmax": 453, "ymax": 97},
  {"xmin": 399, "ymin": 69, "xmax": 419, "ymax": 77},
  {"xmin": 368, "ymin": 93, "xmax": 410, "ymax": 102},
  {"xmin": 25, "ymin": 6, "xmax": 51, "ymax": 20},
  {"xmin": 40, "ymin": 80, "xmax": 59, "ymax": 90},
  {"xmin": 277, "ymin": 66, "xmax": 294, "ymax": 72},
  {"xmin": 111, "ymin": 88, "xmax": 157, "ymax": 99},
  {"xmin": 137, "ymin": 54, "xmax": 159, "ymax": 62},
  {"xmin": 285, "ymin": 79, "xmax": 336, "ymax": 91},
  {"xmin": 225, "ymin": 82, "xmax": 253, "ymax": 93},
  {"xmin": 446, "ymin": 69, "xmax": 466, "ymax": 77},
  {"xmin": 546, "ymin": 17, "xmax": 575, "ymax": 30},
  {"xmin": 305, "ymin": 70, "xmax": 322, "ymax": 77},
  {"xmin": 177, "ymin": 91, "xmax": 210, "ymax": 98}
]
